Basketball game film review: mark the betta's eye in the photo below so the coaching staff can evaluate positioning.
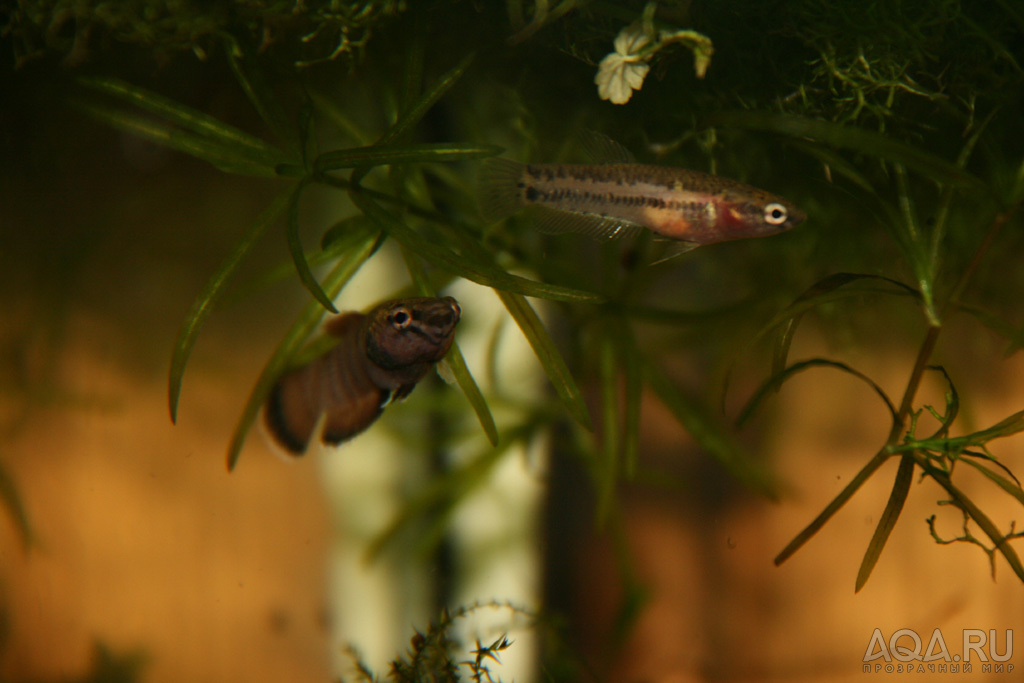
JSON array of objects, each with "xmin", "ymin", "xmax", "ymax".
[
  {"xmin": 764, "ymin": 203, "xmax": 788, "ymax": 226},
  {"xmin": 391, "ymin": 308, "xmax": 412, "ymax": 330}
]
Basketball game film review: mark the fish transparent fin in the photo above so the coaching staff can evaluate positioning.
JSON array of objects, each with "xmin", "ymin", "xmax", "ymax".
[
  {"xmin": 478, "ymin": 157, "xmax": 527, "ymax": 223},
  {"xmin": 530, "ymin": 206, "xmax": 645, "ymax": 240},
  {"xmin": 649, "ymin": 239, "xmax": 700, "ymax": 264},
  {"xmin": 579, "ymin": 129, "xmax": 636, "ymax": 164},
  {"xmin": 435, "ymin": 358, "xmax": 457, "ymax": 385}
]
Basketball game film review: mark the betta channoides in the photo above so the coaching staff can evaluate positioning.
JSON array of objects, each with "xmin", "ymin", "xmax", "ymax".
[
  {"xmin": 479, "ymin": 133, "xmax": 805, "ymax": 257},
  {"xmin": 262, "ymin": 296, "xmax": 461, "ymax": 456}
]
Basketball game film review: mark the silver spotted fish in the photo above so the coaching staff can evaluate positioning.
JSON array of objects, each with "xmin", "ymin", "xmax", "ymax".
[
  {"xmin": 262, "ymin": 296, "xmax": 461, "ymax": 455},
  {"xmin": 480, "ymin": 136, "xmax": 805, "ymax": 254}
]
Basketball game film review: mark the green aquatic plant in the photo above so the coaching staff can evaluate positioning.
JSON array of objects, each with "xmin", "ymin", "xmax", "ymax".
[
  {"xmin": 59, "ymin": 0, "xmax": 1024, "ymax": 584},
  {"xmin": 338, "ymin": 601, "xmax": 571, "ymax": 683},
  {"xmin": 8, "ymin": 1, "xmax": 1024, "ymax": 675}
]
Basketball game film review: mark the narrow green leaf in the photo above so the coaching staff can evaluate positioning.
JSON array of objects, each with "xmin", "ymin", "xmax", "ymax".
[
  {"xmin": 788, "ymin": 139, "xmax": 877, "ymax": 193},
  {"xmin": 315, "ymin": 143, "xmax": 503, "ymax": 173},
  {"xmin": 890, "ymin": 408, "xmax": 1024, "ymax": 455},
  {"xmin": 856, "ymin": 456, "xmax": 914, "ymax": 592},
  {"xmin": 286, "ymin": 179, "xmax": 339, "ymax": 312},
  {"xmin": 350, "ymin": 53, "xmax": 475, "ymax": 185},
  {"xmin": 74, "ymin": 100, "xmax": 278, "ymax": 177},
  {"xmin": 955, "ymin": 303, "xmax": 1024, "ymax": 356},
  {"xmin": 77, "ymin": 76, "xmax": 285, "ymax": 164},
  {"xmin": 643, "ymin": 357, "xmax": 777, "ymax": 497},
  {"xmin": 967, "ymin": 408, "xmax": 1024, "ymax": 442},
  {"xmin": 227, "ymin": 231, "xmax": 382, "ymax": 471},
  {"xmin": 960, "ymin": 458, "xmax": 1024, "ymax": 506},
  {"xmin": 0, "ymin": 458, "xmax": 32, "ymax": 551},
  {"xmin": 169, "ymin": 184, "xmax": 296, "ymax": 422},
  {"xmin": 923, "ymin": 365, "xmax": 958, "ymax": 440},
  {"xmin": 621, "ymin": 335, "xmax": 642, "ymax": 480},
  {"xmin": 738, "ymin": 358, "xmax": 899, "ymax": 430},
  {"xmin": 443, "ymin": 343, "xmax": 499, "ymax": 446},
  {"xmin": 399, "ymin": 29, "xmax": 426, "ymax": 113},
  {"xmin": 399, "ymin": 245, "xmax": 498, "ymax": 446},
  {"xmin": 377, "ymin": 52, "xmax": 475, "ymax": 147},
  {"xmin": 351, "ymin": 191, "xmax": 604, "ymax": 303},
  {"xmin": 499, "ymin": 291, "xmax": 593, "ymax": 431},
  {"xmin": 366, "ymin": 424, "xmax": 533, "ymax": 561},
  {"xmin": 772, "ymin": 273, "xmax": 920, "ymax": 378},
  {"xmin": 308, "ymin": 90, "xmax": 375, "ymax": 146},
  {"xmin": 224, "ymin": 33, "xmax": 297, "ymax": 149},
  {"xmin": 224, "ymin": 216, "xmax": 376, "ymax": 308},
  {"xmin": 775, "ymin": 448, "xmax": 891, "ymax": 565},
  {"xmin": 299, "ymin": 102, "xmax": 317, "ymax": 170},
  {"xmin": 961, "ymin": 449, "xmax": 1022, "ymax": 488},
  {"xmin": 711, "ymin": 111, "xmax": 991, "ymax": 193},
  {"xmin": 724, "ymin": 273, "xmax": 920, "ymax": 407},
  {"xmin": 597, "ymin": 334, "xmax": 620, "ymax": 523}
]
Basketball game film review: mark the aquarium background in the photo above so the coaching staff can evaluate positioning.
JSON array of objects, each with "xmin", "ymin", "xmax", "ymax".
[{"xmin": 2, "ymin": 1, "xmax": 1024, "ymax": 681}]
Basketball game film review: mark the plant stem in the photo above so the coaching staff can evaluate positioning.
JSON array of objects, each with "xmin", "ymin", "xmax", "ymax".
[
  {"xmin": 778, "ymin": 201, "xmax": 1018, "ymax": 565},
  {"xmin": 774, "ymin": 324, "xmax": 938, "ymax": 565}
]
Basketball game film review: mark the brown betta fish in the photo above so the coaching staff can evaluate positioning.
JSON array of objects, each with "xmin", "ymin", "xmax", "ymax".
[
  {"xmin": 480, "ymin": 133, "xmax": 805, "ymax": 257},
  {"xmin": 262, "ymin": 296, "xmax": 461, "ymax": 456}
]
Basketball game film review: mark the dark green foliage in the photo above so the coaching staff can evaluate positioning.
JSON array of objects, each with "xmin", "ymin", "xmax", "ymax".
[{"xmin": 4, "ymin": 0, "xmax": 407, "ymax": 67}]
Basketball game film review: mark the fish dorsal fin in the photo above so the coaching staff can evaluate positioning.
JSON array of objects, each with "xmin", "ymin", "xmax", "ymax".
[
  {"xmin": 324, "ymin": 311, "xmax": 365, "ymax": 338},
  {"xmin": 580, "ymin": 129, "xmax": 636, "ymax": 164},
  {"xmin": 530, "ymin": 205, "xmax": 645, "ymax": 241}
]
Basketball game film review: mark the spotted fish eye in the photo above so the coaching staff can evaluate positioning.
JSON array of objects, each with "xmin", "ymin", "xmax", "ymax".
[
  {"xmin": 391, "ymin": 307, "xmax": 413, "ymax": 330},
  {"xmin": 764, "ymin": 202, "xmax": 788, "ymax": 226}
]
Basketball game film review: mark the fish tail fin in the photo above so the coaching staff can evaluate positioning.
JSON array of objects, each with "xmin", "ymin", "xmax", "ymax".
[
  {"xmin": 478, "ymin": 157, "xmax": 526, "ymax": 223},
  {"xmin": 261, "ymin": 380, "xmax": 311, "ymax": 457}
]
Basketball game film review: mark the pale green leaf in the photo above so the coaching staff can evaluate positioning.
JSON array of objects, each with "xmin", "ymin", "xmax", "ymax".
[
  {"xmin": 500, "ymin": 292, "xmax": 592, "ymax": 431},
  {"xmin": 77, "ymin": 76, "xmax": 285, "ymax": 165},
  {"xmin": 351, "ymin": 192, "xmax": 604, "ymax": 303},
  {"xmin": 286, "ymin": 179, "xmax": 338, "ymax": 312},
  {"xmin": 315, "ymin": 142, "xmax": 503, "ymax": 173},
  {"xmin": 169, "ymin": 184, "xmax": 296, "ymax": 422},
  {"xmin": 856, "ymin": 456, "xmax": 914, "ymax": 592}
]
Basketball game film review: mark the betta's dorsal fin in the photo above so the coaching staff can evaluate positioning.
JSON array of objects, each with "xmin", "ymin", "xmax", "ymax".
[{"xmin": 324, "ymin": 312, "xmax": 365, "ymax": 338}]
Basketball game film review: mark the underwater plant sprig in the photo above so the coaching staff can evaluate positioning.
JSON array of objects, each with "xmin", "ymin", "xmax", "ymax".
[
  {"xmin": 594, "ymin": 2, "xmax": 713, "ymax": 105},
  {"xmin": 738, "ymin": 187, "xmax": 1024, "ymax": 590}
]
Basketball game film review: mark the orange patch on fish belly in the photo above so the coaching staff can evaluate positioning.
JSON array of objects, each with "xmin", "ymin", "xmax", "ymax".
[{"xmin": 644, "ymin": 207, "xmax": 696, "ymax": 240}]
